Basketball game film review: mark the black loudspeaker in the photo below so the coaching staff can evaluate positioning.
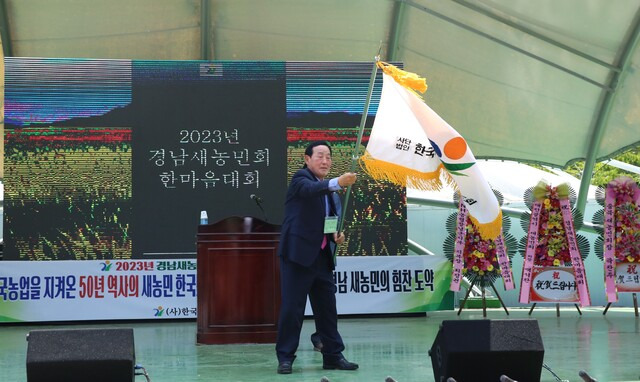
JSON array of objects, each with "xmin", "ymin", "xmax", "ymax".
[
  {"xmin": 26, "ymin": 328, "xmax": 135, "ymax": 382},
  {"xmin": 429, "ymin": 320, "xmax": 544, "ymax": 382}
]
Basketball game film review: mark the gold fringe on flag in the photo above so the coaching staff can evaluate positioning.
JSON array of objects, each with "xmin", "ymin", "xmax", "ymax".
[
  {"xmin": 377, "ymin": 61, "xmax": 428, "ymax": 94},
  {"xmin": 360, "ymin": 151, "xmax": 454, "ymax": 191},
  {"xmin": 468, "ymin": 209, "xmax": 503, "ymax": 241}
]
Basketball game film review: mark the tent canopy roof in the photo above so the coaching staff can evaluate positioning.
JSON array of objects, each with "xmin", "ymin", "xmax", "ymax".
[{"xmin": 2, "ymin": 0, "xmax": 639, "ymax": 207}]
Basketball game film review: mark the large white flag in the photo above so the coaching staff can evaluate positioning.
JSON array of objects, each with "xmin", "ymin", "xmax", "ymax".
[{"xmin": 362, "ymin": 62, "xmax": 501, "ymax": 240}]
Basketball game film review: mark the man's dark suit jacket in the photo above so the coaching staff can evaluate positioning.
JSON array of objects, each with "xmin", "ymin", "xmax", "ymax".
[{"xmin": 278, "ymin": 167, "xmax": 342, "ymax": 268}]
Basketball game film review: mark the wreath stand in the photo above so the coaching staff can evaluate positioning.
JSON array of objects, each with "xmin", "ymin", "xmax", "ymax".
[
  {"xmin": 457, "ymin": 275, "xmax": 509, "ymax": 318},
  {"xmin": 527, "ymin": 302, "xmax": 582, "ymax": 317},
  {"xmin": 602, "ymin": 293, "xmax": 639, "ymax": 316}
]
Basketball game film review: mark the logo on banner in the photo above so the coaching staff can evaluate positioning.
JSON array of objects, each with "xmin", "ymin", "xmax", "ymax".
[
  {"xmin": 154, "ymin": 306, "xmax": 164, "ymax": 317},
  {"xmin": 100, "ymin": 261, "xmax": 113, "ymax": 272}
]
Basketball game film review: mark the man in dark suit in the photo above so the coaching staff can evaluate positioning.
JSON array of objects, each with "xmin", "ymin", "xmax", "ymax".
[{"xmin": 275, "ymin": 140, "xmax": 359, "ymax": 375}]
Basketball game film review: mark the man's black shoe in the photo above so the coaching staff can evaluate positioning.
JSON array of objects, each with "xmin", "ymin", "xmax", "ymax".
[
  {"xmin": 322, "ymin": 357, "xmax": 359, "ymax": 370},
  {"xmin": 311, "ymin": 332, "xmax": 323, "ymax": 352},
  {"xmin": 277, "ymin": 361, "xmax": 292, "ymax": 374}
]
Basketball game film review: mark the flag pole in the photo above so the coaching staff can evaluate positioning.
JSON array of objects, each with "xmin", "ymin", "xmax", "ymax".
[{"xmin": 337, "ymin": 51, "xmax": 381, "ymax": 234}]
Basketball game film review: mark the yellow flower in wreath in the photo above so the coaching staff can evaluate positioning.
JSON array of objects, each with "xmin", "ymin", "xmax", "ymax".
[
  {"xmin": 472, "ymin": 265, "xmax": 479, "ymax": 272},
  {"xmin": 478, "ymin": 270, "xmax": 485, "ymax": 275},
  {"xmin": 627, "ymin": 256, "xmax": 635, "ymax": 262},
  {"xmin": 553, "ymin": 259, "xmax": 561, "ymax": 266},
  {"xmin": 487, "ymin": 264, "xmax": 494, "ymax": 272}
]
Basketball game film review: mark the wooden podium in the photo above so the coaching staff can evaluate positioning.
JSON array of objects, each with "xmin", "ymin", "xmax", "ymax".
[{"xmin": 196, "ymin": 216, "xmax": 281, "ymax": 344}]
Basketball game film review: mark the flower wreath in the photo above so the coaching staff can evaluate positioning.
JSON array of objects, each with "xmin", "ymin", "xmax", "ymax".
[
  {"xmin": 518, "ymin": 181, "xmax": 591, "ymax": 305},
  {"xmin": 593, "ymin": 176, "xmax": 640, "ymax": 302},
  {"xmin": 443, "ymin": 190, "xmax": 516, "ymax": 288}
]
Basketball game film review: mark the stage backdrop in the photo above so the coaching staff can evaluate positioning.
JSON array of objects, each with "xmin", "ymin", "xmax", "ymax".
[{"xmin": 1, "ymin": 58, "xmax": 452, "ymax": 322}]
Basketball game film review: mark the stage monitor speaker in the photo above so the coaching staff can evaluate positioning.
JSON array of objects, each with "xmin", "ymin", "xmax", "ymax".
[
  {"xmin": 26, "ymin": 328, "xmax": 135, "ymax": 382},
  {"xmin": 428, "ymin": 319, "xmax": 544, "ymax": 382}
]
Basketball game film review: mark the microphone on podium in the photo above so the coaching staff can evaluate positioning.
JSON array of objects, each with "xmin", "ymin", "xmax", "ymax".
[{"xmin": 249, "ymin": 194, "xmax": 268, "ymax": 222}]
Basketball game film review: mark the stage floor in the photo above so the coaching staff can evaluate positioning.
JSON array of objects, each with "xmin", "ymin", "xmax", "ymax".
[{"xmin": 2, "ymin": 307, "xmax": 639, "ymax": 382}]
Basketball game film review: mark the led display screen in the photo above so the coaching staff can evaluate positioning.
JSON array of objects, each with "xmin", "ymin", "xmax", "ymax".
[{"xmin": 4, "ymin": 59, "xmax": 406, "ymax": 260}]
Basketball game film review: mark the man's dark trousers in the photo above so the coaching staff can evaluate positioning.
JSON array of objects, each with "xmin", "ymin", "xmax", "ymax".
[{"xmin": 276, "ymin": 247, "xmax": 344, "ymax": 363}]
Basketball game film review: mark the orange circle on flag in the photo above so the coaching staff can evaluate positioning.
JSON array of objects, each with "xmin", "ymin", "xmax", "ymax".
[{"xmin": 443, "ymin": 137, "xmax": 467, "ymax": 160}]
